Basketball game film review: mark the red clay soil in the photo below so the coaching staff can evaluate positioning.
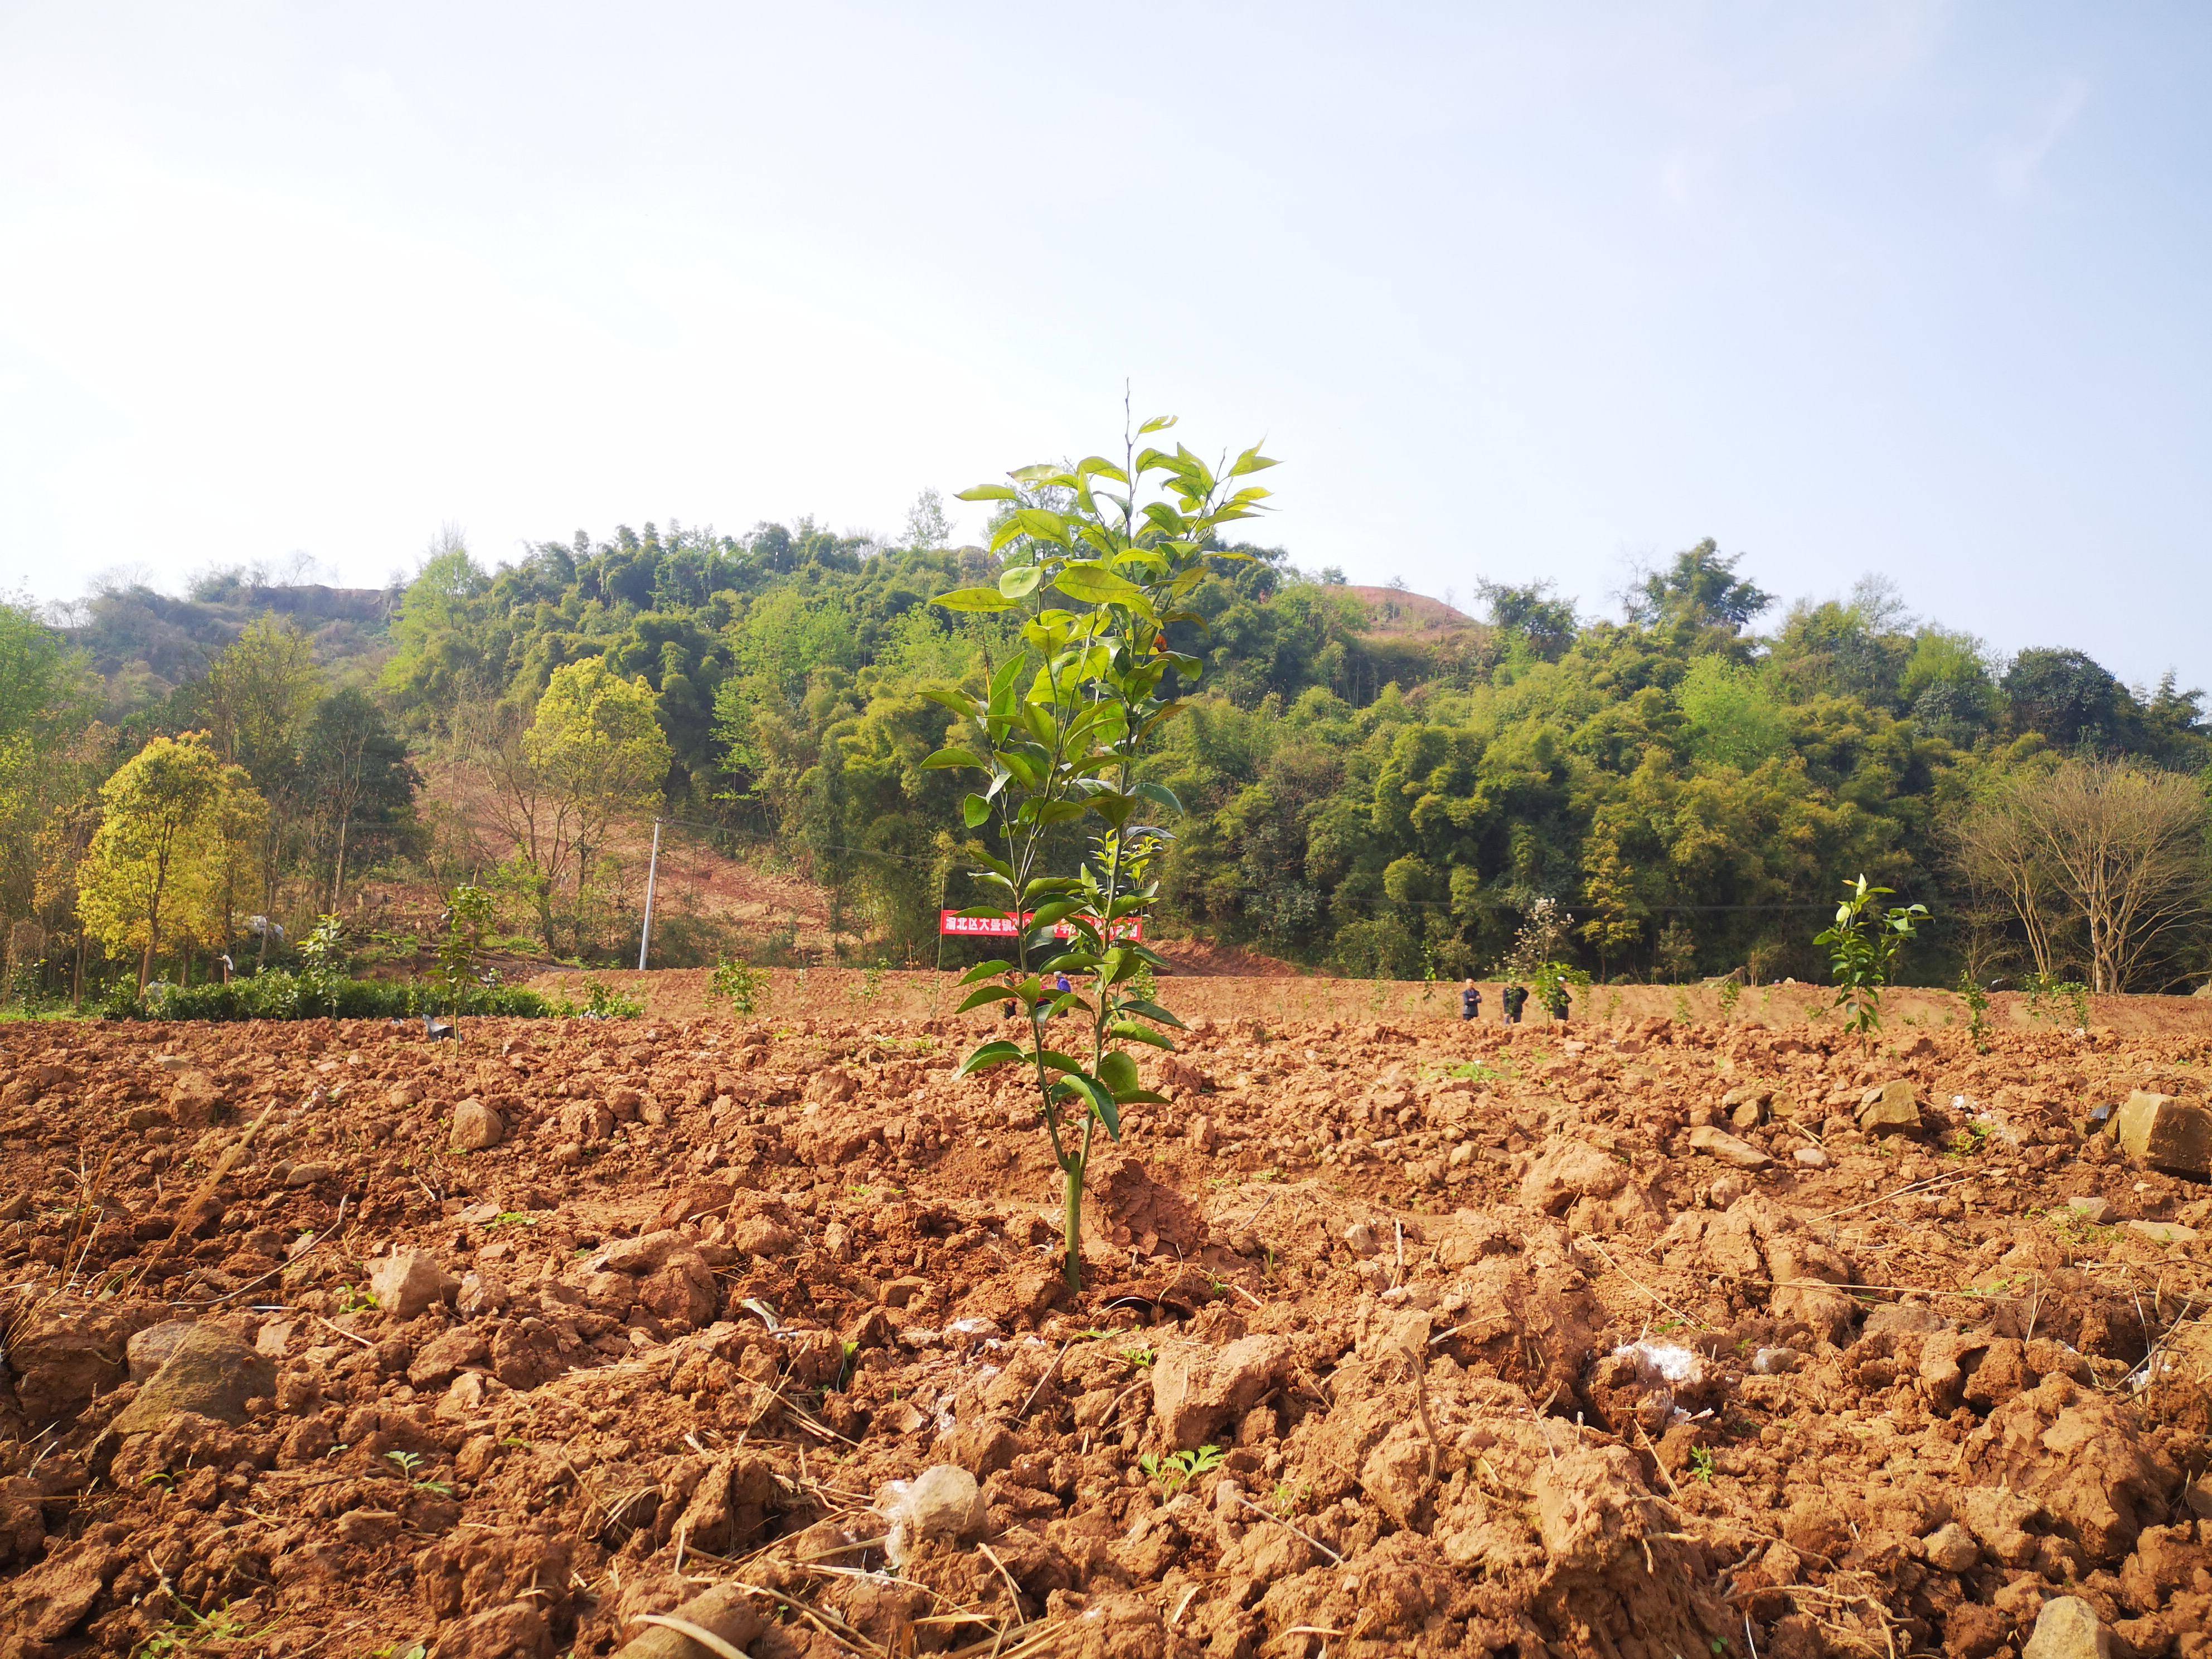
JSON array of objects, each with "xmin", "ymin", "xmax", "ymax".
[
  {"xmin": 531, "ymin": 966, "xmax": 2212, "ymax": 1042},
  {"xmin": 2, "ymin": 1003, "xmax": 2210, "ymax": 1659}
]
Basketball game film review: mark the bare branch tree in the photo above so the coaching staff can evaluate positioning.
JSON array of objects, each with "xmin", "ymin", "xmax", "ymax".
[
  {"xmin": 1951, "ymin": 779, "xmax": 2070, "ymax": 981},
  {"xmin": 1953, "ymin": 758, "xmax": 2209, "ymax": 992},
  {"xmin": 2030, "ymin": 759, "xmax": 2209, "ymax": 992}
]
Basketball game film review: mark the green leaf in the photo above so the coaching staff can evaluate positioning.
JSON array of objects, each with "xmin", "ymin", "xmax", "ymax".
[
  {"xmin": 935, "ymin": 587, "xmax": 1017, "ymax": 614},
  {"xmin": 987, "ymin": 654, "xmax": 1026, "ymax": 716},
  {"xmin": 955, "ymin": 1041, "xmax": 1027, "ymax": 1077},
  {"xmin": 922, "ymin": 747, "xmax": 986, "ymax": 770},
  {"xmin": 958, "ymin": 959, "xmax": 1011, "ymax": 984},
  {"xmin": 955, "ymin": 984, "xmax": 1020, "ymax": 1015},
  {"xmin": 1135, "ymin": 781, "xmax": 1184, "ymax": 814},
  {"xmin": 962, "ymin": 792, "xmax": 992, "ymax": 828},
  {"xmin": 1027, "ymin": 899, "xmax": 1084, "ymax": 931},
  {"xmin": 998, "ymin": 565, "xmax": 1044, "ymax": 600},
  {"xmin": 921, "ymin": 686, "xmax": 983, "ymax": 718},
  {"xmin": 1098, "ymin": 1050, "xmax": 1142, "ymax": 1097},
  {"xmin": 1119, "ymin": 998, "xmax": 1187, "ymax": 1030},
  {"xmin": 956, "ymin": 484, "xmax": 1021, "ymax": 502},
  {"xmin": 1066, "ymin": 1072, "xmax": 1121, "ymax": 1139},
  {"xmin": 1015, "ymin": 507, "xmax": 1070, "ymax": 544},
  {"xmin": 1109, "ymin": 1020, "xmax": 1177, "ymax": 1050},
  {"xmin": 1054, "ymin": 562, "xmax": 1144, "ymax": 606},
  {"xmin": 1137, "ymin": 414, "xmax": 1178, "ymax": 435}
]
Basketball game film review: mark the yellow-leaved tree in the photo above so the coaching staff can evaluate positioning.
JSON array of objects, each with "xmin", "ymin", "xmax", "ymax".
[
  {"xmin": 77, "ymin": 733, "xmax": 266, "ymax": 989},
  {"xmin": 471, "ymin": 657, "xmax": 670, "ymax": 953}
]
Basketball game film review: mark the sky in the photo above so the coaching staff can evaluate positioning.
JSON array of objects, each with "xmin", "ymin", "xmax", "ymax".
[{"xmin": 3, "ymin": 2, "xmax": 2209, "ymax": 691}]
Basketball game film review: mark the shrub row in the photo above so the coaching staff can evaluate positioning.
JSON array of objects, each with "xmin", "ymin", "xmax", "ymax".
[{"xmin": 98, "ymin": 972, "xmax": 557, "ymax": 1022}]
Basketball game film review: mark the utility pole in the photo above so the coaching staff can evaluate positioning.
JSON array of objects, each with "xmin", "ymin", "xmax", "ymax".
[{"xmin": 637, "ymin": 819, "xmax": 662, "ymax": 971}]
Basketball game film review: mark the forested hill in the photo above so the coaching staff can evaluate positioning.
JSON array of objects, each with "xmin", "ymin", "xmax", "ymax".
[
  {"xmin": 64, "ymin": 575, "xmax": 397, "ymax": 714},
  {"xmin": 13, "ymin": 516, "xmax": 2212, "ymax": 996},
  {"xmin": 337, "ymin": 519, "xmax": 2212, "ymax": 989}
]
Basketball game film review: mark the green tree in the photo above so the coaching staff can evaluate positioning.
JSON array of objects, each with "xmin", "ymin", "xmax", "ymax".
[
  {"xmin": 1655, "ymin": 918, "xmax": 1698, "ymax": 983},
  {"xmin": 486, "ymin": 657, "xmax": 673, "ymax": 953},
  {"xmin": 381, "ymin": 535, "xmax": 493, "ymax": 721},
  {"xmin": 1626, "ymin": 540, "xmax": 1774, "ymax": 636},
  {"xmin": 1578, "ymin": 826, "xmax": 1642, "ymax": 979},
  {"xmin": 299, "ymin": 688, "xmax": 420, "ymax": 910},
  {"xmin": 928, "ymin": 416, "xmax": 1273, "ymax": 1292},
  {"xmin": 0, "ymin": 599, "xmax": 96, "ymax": 923},
  {"xmin": 1677, "ymin": 657, "xmax": 1788, "ymax": 769},
  {"xmin": 195, "ymin": 615, "xmax": 322, "ymax": 960},
  {"xmin": 901, "ymin": 488, "xmax": 955, "ymax": 552}
]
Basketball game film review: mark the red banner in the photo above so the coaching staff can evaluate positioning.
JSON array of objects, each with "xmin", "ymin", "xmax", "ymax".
[{"xmin": 938, "ymin": 910, "xmax": 1144, "ymax": 940}]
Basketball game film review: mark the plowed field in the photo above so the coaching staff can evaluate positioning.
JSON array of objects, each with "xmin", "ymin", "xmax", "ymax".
[{"xmin": 2, "ymin": 995, "xmax": 2209, "ymax": 1659}]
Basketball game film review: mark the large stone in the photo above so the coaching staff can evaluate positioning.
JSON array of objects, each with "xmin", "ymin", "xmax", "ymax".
[
  {"xmin": 106, "ymin": 1325, "xmax": 274, "ymax": 1435},
  {"xmin": 1151, "ymin": 1333, "xmax": 1296, "ymax": 1452},
  {"xmin": 2126, "ymin": 1219, "xmax": 2200, "ymax": 1245},
  {"xmin": 4, "ymin": 1308, "xmax": 145, "ymax": 1424},
  {"xmin": 1519, "ymin": 1140, "xmax": 1630, "ymax": 1213},
  {"xmin": 2021, "ymin": 1595, "xmax": 2112, "ymax": 1659},
  {"xmin": 450, "ymin": 1098, "xmax": 505, "ymax": 1152},
  {"xmin": 1857, "ymin": 1081, "xmax": 1922, "ymax": 1138},
  {"xmin": 606, "ymin": 1581, "xmax": 764, "ymax": 1659},
  {"xmin": 125, "ymin": 1320, "xmax": 199, "ymax": 1382},
  {"xmin": 371, "ymin": 1249, "xmax": 458, "ymax": 1320},
  {"xmin": 1686, "ymin": 1126, "xmax": 1772, "ymax": 1170},
  {"xmin": 2113, "ymin": 1090, "xmax": 2212, "ymax": 1177},
  {"xmin": 881, "ymin": 1464, "xmax": 987, "ymax": 1564}
]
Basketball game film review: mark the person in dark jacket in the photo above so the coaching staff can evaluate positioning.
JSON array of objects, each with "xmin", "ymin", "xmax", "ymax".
[
  {"xmin": 1541, "ymin": 982, "xmax": 1570, "ymax": 1022},
  {"xmin": 1501, "ymin": 983, "xmax": 1528, "ymax": 1023},
  {"xmin": 1460, "ymin": 978, "xmax": 1482, "ymax": 1021}
]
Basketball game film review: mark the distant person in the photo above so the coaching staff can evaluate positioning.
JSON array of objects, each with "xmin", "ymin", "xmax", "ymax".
[
  {"xmin": 1055, "ymin": 972, "xmax": 1073, "ymax": 997},
  {"xmin": 1502, "ymin": 983, "xmax": 1528, "ymax": 1024},
  {"xmin": 1542, "ymin": 983, "xmax": 1570, "ymax": 1023},
  {"xmin": 1460, "ymin": 978, "xmax": 1482, "ymax": 1021}
]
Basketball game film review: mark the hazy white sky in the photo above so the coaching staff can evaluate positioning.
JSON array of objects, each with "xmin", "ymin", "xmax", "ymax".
[{"xmin": 4, "ymin": 3, "xmax": 2209, "ymax": 688}]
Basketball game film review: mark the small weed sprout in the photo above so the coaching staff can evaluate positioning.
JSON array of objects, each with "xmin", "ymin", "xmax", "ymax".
[
  {"xmin": 1956, "ymin": 969, "xmax": 1992, "ymax": 1052},
  {"xmin": 1688, "ymin": 1446, "xmax": 1716, "ymax": 1483},
  {"xmin": 336, "ymin": 1283, "xmax": 380, "ymax": 1315},
  {"xmin": 576, "ymin": 978, "xmax": 644, "ymax": 1019},
  {"xmin": 710, "ymin": 957, "xmax": 769, "ymax": 1016},
  {"xmin": 1139, "ymin": 1445, "xmax": 1226, "ymax": 1490}
]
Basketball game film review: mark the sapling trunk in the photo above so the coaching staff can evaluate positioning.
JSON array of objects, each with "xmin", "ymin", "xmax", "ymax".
[{"xmin": 1063, "ymin": 1163, "xmax": 1083, "ymax": 1292}]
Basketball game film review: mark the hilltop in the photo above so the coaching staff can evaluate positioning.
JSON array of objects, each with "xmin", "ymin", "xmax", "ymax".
[{"xmin": 62, "ymin": 580, "xmax": 397, "ymax": 715}]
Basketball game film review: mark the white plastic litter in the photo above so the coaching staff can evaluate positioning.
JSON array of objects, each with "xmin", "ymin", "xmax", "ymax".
[{"xmin": 1612, "ymin": 1342, "xmax": 1702, "ymax": 1386}]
